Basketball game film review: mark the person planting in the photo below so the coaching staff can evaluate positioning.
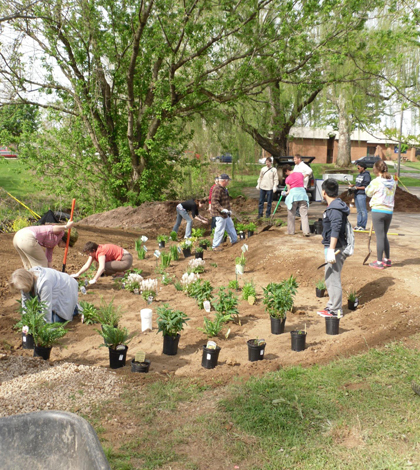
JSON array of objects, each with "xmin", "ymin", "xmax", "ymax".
[
  {"xmin": 71, "ymin": 242, "xmax": 133, "ymax": 284},
  {"xmin": 317, "ymin": 178, "xmax": 350, "ymax": 319},
  {"xmin": 283, "ymin": 165, "xmax": 310, "ymax": 237},
  {"xmin": 211, "ymin": 173, "xmax": 238, "ymax": 251},
  {"xmin": 256, "ymin": 157, "xmax": 278, "ymax": 218},
  {"xmin": 365, "ymin": 160, "xmax": 397, "ymax": 270},
  {"xmin": 348, "ymin": 162, "xmax": 371, "ymax": 231},
  {"xmin": 172, "ymin": 198, "xmax": 208, "ymax": 239},
  {"xmin": 13, "ymin": 221, "xmax": 78, "ymax": 269},
  {"xmin": 9, "ymin": 267, "xmax": 79, "ymax": 323}
]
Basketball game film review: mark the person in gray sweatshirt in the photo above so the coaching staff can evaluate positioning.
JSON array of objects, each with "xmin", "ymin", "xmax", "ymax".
[{"xmin": 317, "ymin": 178, "xmax": 350, "ymax": 319}]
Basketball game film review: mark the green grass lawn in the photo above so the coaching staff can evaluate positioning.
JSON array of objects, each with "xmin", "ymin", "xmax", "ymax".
[{"xmin": 0, "ymin": 158, "xmax": 37, "ymax": 200}]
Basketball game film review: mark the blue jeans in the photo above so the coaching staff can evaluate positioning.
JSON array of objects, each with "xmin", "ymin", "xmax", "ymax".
[
  {"xmin": 259, "ymin": 189, "xmax": 273, "ymax": 217},
  {"xmin": 172, "ymin": 208, "xmax": 192, "ymax": 238},
  {"xmin": 52, "ymin": 306, "xmax": 79, "ymax": 323},
  {"xmin": 355, "ymin": 193, "xmax": 368, "ymax": 229},
  {"xmin": 212, "ymin": 217, "xmax": 238, "ymax": 248}
]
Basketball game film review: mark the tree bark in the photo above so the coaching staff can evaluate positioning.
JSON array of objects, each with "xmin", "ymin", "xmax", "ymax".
[{"xmin": 336, "ymin": 92, "xmax": 352, "ymax": 167}]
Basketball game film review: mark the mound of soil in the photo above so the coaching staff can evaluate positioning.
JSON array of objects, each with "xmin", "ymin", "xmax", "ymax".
[{"xmin": 339, "ymin": 186, "xmax": 420, "ymax": 213}]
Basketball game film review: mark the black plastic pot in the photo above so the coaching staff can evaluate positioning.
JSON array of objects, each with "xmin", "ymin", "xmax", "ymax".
[
  {"xmin": 313, "ymin": 220, "xmax": 323, "ymax": 235},
  {"xmin": 309, "ymin": 223, "xmax": 316, "ymax": 234},
  {"xmin": 22, "ymin": 333, "xmax": 34, "ymax": 350},
  {"xmin": 239, "ymin": 232, "xmax": 246, "ymax": 240},
  {"xmin": 316, "ymin": 288, "xmax": 326, "ymax": 298},
  {"xmin": 33, "ymin": 346, "xmax": 52, "ymax": 360},
  {"xmin": 247, "ymin": 339, "xmax": 266, "ymax": 362},
  {"xmin": 163, "ymin": 334, "xmax": 180, "ymax": 355},
  {"xmin": 182, "ymin": 248, "xmax": 191, "ymax": 258},
  {"xmin": 201, "ymin": 345, "xmax": 221, "ymax": 369},
  {"xmin": 290, "ymin": 331, "xmax": 306, "ymax": 352},
  {"xmin": 199, "ymin": 243, "xmax": 208, "ymax": 250},
  {"xmin": 131, "ymin": 359, "xmax": 150, "ymax": 373},
  {"xmin": 158, "ymin": 241, "xmax": 166, "ymax": 248},
  {"xmin": 325, "ymin": 317, "xmax": 340, "ymax": 335},
  {"xmin": 109, "ymin": 345, "xmax": 128, "ymax": 369},
  {"xmin": 348, "ymin": 298, "xmax": 359, "ymax": 311},
  {"xmin": 270, "ymin": 316, "xmax": 286, "ymax": 335},
  {"xmin": 195, "ymin": 252, "xmax": 204, "ymax": 259},
  {"xmin": 247, "ymin": 230, "xmax": 254, "ymax": 238}
]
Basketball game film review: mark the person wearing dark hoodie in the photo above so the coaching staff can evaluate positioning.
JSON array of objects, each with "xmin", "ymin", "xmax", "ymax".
[
  {"xmin": 317, "ymin": 178, "xmax": 350, "ymax": 319},
  {"xmin": 365, "ymin": 160, "xmax": 397, "ymax": 270}
]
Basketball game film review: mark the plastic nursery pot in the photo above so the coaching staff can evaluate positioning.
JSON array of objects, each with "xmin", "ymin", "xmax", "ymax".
[
  {"xmin": 201, "ymin": 345, "xmax": 221, "ymax": 369},
  {"xmin": 270, "ymin": 316, "xmax": 286, "ymax": 335},
  {"xmin": 290, "ymin": 331, "xmax": 306, "ymax": 352},
  {"xmin": 33, "ymin": 346, "xmax": 52, "ymax": 360},
  {"xmin": 163, "ymin": 334, "xmax": 180, "ymax": 356},
  {"xmin": 325, "ymin": 317, "xmax": 340, "ymax": 335},
  {"xmin": 199, "ymin": 243, "xmax": 208, "ymax": 250},
  {"xmin": 309, "ymin": 223, "xmax": 316, "ymax": 234},
  {"xmin": 313, "ymin": 220, "xmax": 323, "ymax": 235},
  {"xmin": 348, "ymin": 298, "xmax": 359, "ymax": 311},
  {"xmin": 131, "ymin": 359, "xmax": 151, "ymax": 373},
  {"xmin": 239, "ymin": 232, "xmax": 246, "ymax": 240},
  {"xmin": 247, "ymin": 230, "xmax": 254, "ymax": 238},
  {"xmin": 195, "ymin": 252, "xmax": 204, "ymax": 259},
  {"xmin": 109, "ymin": 345, "xmax": 128, "ymax": 369},
  {"xmin": 22, "ymin": 333, "xmax": 35, "ymax": 350},
  {"xmin": 158, "ymin": 241, "xmax": 166, "ymax": 249},
  {"xmin": 247, "ymin": 340, "xmax": 266, "ymax": 362},
  {"xmin": 182, "ymin": 248, "xmax": 192, "ymax": 258},
  {"xmin": 315, "ymin": 288, "xmax": 326, "ymax": 298}
]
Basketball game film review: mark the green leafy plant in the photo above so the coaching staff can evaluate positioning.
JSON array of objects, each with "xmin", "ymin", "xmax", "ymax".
[
  {"xmin": 135, "ymin": 238, "xmax": 147, "ymax": 259},
  {"xmin": 347, "ymin": 288, "xmax": 358, "ymax": 302},
  {"xmin": 214, "ymin": 287, "xmax": 239, "ymax": 322},
  {"xmin": 235, "ymin": 222, "xmax": 246, "ymax": 232},
  {"xmin": 156, "ymin": 304, "xmax": 189, "ymax": 338},
  {"xmin": 160, "ymin": 252, "xmax": 172, "ymax": 269},
  {"xmin": 242, "ymin": 281, "xmax": 257, "ymax": 301},
  {"xmin": 33, "ymin": 322, "xmax": 69, "ymax": 348},
  {"xmin": 195, "ymin": 246, "xmax": 204, "ymax": 254},
  {"xmin": 228, "ymin": 280, "xmax": 239, "ymax": 290},
  {"xmin": 210, "ymin": 263, "xmax": 218, "ymax": 268},
  {"xmin": 97, "ymin": 325, "xmax": 131, "ymax": 350},
  {"xmin": 170, "ymin": 245, "xmax": 179, "ymax": 261},
  {"xmin": 94, "ymin": 298, "xmax": 122, "ymax": 327},
  {"xmin": 179, "ymin": 239, "xmax": 193, "ymax": 250},
  {"xmin": 191, "ymin": 228, "xmax": 205, "ymax": 238},
  {"xmin": 186, "ymin": 279, "xmax": 214, "ymax": 309},
  {"xmin": 263, "ymin": 276, "xmax": 298, "ymax": 320},
  {"xmin": 235, "ymin": 253, "xmax": 246, "ymax": 266},
  {"xmin": 162, "ymin": 273, "xmax": 174, "ymax": 285},
  {"xmin": 14, "ymin": 297, "xmax": 47, "ymax": 335},
  {"xmin": 245, "ymin": 222, "xmax": 257, "ymax": 232},
  {"xmin": 79, "ymin": 301, "xmax": 98, "ymax": 325},
  {"xmin": 174, "ymin": 281, "xmax": 183, "ymax": 291},
  {"xmin": 170, "ymin": 231, "xmax": 178, "ymax": 241},
  {"xmin": 199, "ymin": 238, "xmax": 211, "ymax": 248},
  {"xmin": 157, "ymin": 234, "xmax": 169, "ymax": 243},
  {"xmin": 198, "ymin": 313, "xmax": 230, "ymax": 338},
  {"xmin": 316, "ymin": 279, "xmax": 326, "ymax": 290}
]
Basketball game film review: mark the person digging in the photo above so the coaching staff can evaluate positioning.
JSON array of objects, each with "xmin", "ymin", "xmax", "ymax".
[{"xmin": 172, "ymin": 198, "xmax": 208, "ymax": 239}]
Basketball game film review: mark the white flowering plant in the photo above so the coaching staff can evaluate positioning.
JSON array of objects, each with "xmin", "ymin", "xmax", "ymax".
[
  {"xmin": 187, "ymin": 258, "xmax": 205, "ymax": 274},
  {"xmin": 124, "ymin": 273, "xmax": 144, "ymax": 292},
  {"xmin": 179, "ymin": 239, "xmax": 193, "ymax": 250},
  {"xmin": 140, "ymin": 278, "xmax": 158, "ymax": 301},
  {"xmin": 181, "ymin": 272, "xmax": 200, "ymax": 290}
]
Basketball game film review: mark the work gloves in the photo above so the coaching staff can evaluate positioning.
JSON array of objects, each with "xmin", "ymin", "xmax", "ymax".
[
  {"xmin": 221, "ymin": 209, "xmax": 232, "ymax": 216},
  {"xmin": 88, "ymin": 279, "xmax": 97, "ymax": 285},
  {"xmin": 281, "ymin": 191, "xmax": 287, "ymax": 197},
  {"xmin": 326, "ymin": 249, "xmax": 336, "ymax": 264}
]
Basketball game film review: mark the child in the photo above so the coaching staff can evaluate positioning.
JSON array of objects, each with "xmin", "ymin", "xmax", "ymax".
[{"xmin": 317, "ymin": 179, "xmax": 350, "ymax": 318}]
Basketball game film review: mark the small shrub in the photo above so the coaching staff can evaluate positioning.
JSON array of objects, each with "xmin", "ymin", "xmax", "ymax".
[
  {"xmin": 242, "ymin": 281, "xmax": 257, "ymax": 300},
  {"xmin": 228, "ymin": 280, "xmax": 239, "ymax": 290},
  {"xmin": 170, "ymin": 231, "xmax": 178, "ymax": 241},
  {"xmin": 191, "ymin": 228, "xmax": 205, "ymax": 238},
  {"xmin": 214, "ymin": 288, "xmax": 239, "ymax": 322},
  {"xmin": 186, "ymin": 279, "xmax": 214, "ymax": 309},
  {"xmin": 79, "ymin": 301, "xmax": 98, "ymax": 324},
  {"xmin": 316, "ymin": 279, "xmax": 326, "ymax": 290},
  {"xmin": 170, "ymin": 245, "xmax": 179, "ymax": 261},
  {"xmin": 156, "ymin": 304, "xmax": 189, "ymax": 338},
  {"xmin": 198, "ymin": 313, "xmax": 230, "ymax": 338}
]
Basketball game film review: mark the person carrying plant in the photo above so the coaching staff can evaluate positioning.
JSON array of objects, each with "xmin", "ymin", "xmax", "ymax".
[
  {"xmin": 348, "ymin": 161, "xmax": 371, "ymax": 231},
  {"xmin": 283, "ymin": 165, "xmax": 310, "ymax": 237},
  {"xmin": 172, "ymin": 198, "xmax": 208, "ymax": 239},
  {"xmin": 365, "ymin": 160, "xmax": 397, "ymax": 270},
  {"xmin": 211, "ymin": 173, "xmax": 238, "ymax": 251},
  {"xmin": 71, "ymin": 242, "xmax": 133, "ymax": 284},
  {"xmin": 208, "ymin": 176, "xmax": 219, "ymax": 230},
  {"xmin": 256, "ymin": 157, "xmax": 278, "ymax": 218},
  {"xmin": 9, "ymin": 267, "xmax": 79, "ymax": 323},
  {"xmin": 317, "ymin": 178, "xmax": 350, "ymax": 319},
  {"xmin": 13, "ymin": 221, "xmax": 78, "ymax": 269}
]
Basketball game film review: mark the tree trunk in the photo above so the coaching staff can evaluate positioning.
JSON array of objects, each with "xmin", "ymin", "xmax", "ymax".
[{"xmin": 336, "ymin": 93, "xmax": 352, "ymax": 167}]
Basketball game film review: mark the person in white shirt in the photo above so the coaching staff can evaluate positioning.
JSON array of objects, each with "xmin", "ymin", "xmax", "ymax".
[
  {"xmin": 256, "ymin": 157, "xmax": 279, "ymax": 218},
  {"xmin": 293, "ymin": 154, "xmax": 312, "ymax": 189}
]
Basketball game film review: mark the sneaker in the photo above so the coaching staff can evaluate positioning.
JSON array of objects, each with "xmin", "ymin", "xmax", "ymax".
[
  {"xmin": 354, "ymin": 226, "xmax": 363, "ymax": 231},
  {"xmin": 317, "ymin": 308, "xmax": 334, "ymax": 317},
  {"xmin": 213, "ymin": 246, "xmax": 223, "ymax": 252},
  {"xmin": 382, "ymin": 258, "xmax": 392, "ymax": 267},
  {"xmin": 369, "ymin": 261, "xmax": 384, "ymax": 270}
]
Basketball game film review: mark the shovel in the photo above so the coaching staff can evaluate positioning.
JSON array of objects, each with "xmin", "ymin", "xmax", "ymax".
[
  {"xmin": 317, "ymin": 250, "xmax": 341, "ymax": 270},
  {"xmin": 261, "ymin": 194, "xmax": 284, "ymax": 233},
  {"xmin": 362, "ymin": 221, "xmax": 373, "ymax": 265}
]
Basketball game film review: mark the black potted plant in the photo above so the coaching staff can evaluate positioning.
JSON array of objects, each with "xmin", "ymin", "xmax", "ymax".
[
  {"xmin": 245, "ymin": 222, "xmax": 257, "ymax": 238},
  {"xmin": 157, "ymin": 234, "xmax": 169, "ymax": 249},
  {"xmin": 315, "ymin": 279, "xmax": 326, "ymax": 298},
  {"xmin": 195, "ymin": 246, "xmax": 204, "ymax": 259},
  {"xmin": 32, "ymin": 321, "xmax": 69, "ymax": 360},
  {"xmin": 291, "ymin": 327, "xmax": 307, "ymax": 352},
  {"xmin": 131, "ymin": 351, "xmax": 150, "ymax": 373},
  {"xmin": 157, "ymin": 304, "xmax": 189, "ymax": 355},
  {"xmin": 347, "ymin": 289, "xmax": 359, "ymax": 311},
  {"xmin": 247, "ymin": 338, "xmax": 266, "ymax": 362},
  {"xmin": 179, "ymin": 240, "xmax": 192, "ymax": 258},
  {"xmin": 199, "ymin": 238, "xmax": 211, "ymax": 250},
  {"xmin": 97, "ymin": 325, "xmax": 131, "ymax": 369},
  {"xmin": 263, "ymin": 276, "xmax": 298, "ymax": 335},
  {"xmin": 236, "ymin": 223, "xmax": 246, "ymax": 240},
  {"xmin": 14, "ymin": 297, "xmax": 46, "ymax": 350}
]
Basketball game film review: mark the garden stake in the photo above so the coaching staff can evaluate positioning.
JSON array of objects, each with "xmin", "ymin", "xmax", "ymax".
[
  {"xmin": 261, "ymin": 194, "xmax": 283, "ymax": 233},
  {"xmin": 62, "ymin": 198, "xmax": 76, "ymax": 272},
  {"xmin": 363, "ymin": 221, "xmax": 373, "ymax": 265}
]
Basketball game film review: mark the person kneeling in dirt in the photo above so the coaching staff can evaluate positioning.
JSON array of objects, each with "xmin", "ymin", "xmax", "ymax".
[
  {"xmin": 10, "ymin": 267, "xmax": 79, "ymax": 323},
  {"xmin": 71, "ymin": 242, "xmax": 133, "ymax": 284},
  {"xmin": 317, "ymin": 179, "xmax": 350, "ymax": 319},
  {"xmin": 172, "ymin": 198, "xmax": 209, "ymax": 239},
  {"xmin": 283, "ymin": 165, "xmax": 310, "ymax": 237},
  {"xmin": 13, "ymin": 222, "xmax": 78, "ymax": 269},
  {"xmin": 211, "ymin": 173, "xmax": 238, "ymax": 251}
]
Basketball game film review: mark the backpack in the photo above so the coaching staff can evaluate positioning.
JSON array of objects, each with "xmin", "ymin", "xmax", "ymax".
[{"xmin": 342, "ymin": 219, "xmax": 355, "ymax": 258}]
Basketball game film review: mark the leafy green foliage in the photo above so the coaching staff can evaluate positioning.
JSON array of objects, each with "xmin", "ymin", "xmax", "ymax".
[
  {"xmin": 156, "ymin": 304, "xmax": 189, "ymax": 338},
  {"xmin": 79, "ymin": 301, "xmax": 99, "ymax": 325},
  {"xmin": 94, "ymin": 298, "xmax": 122, "ymax": 327},
  {"xmin": 160, "ymin": 252, "xmax": 172, "ymax": 269},
  {"xmin": 244, "ymin": 223, "xmax": 256, "ymax": 232},
  {"xmin": 170, "ymin": 245, "xmax": 179, "ymax": 261},
  {"xmin": 14, "ymin": 297, "xmax": 47, "ymax": 335},
  {"xmin": 191, "ymin": 228, "xmax": 205, "ymax": 238},
  {"xmin": 186, "ymin": 279, "xmax": 214, "ymax": 309},
  {"xmin": 170, "ymin": 231, "xmax": 178, "ymax": 241},
  {"xmin": 315, "ymin": 279, "xmax": 326, "ymax": 290},
  {"xmin": 228, "ymin": 280, "xmax": 239, "ymax": 290},
  {"xmin": 97, "ymin": 325, "xmax": 131, "ymax": 350},
  {"xmin": 242, "ymin": 281, "xmax": 257, "ymax": 301},
  {"xmin": 135, "ymin": 239, "xmax": 146, "ymax": 260},
  {"xmin": 214, "ymin": 288, "xmax": 239, "ymax": 322},
  {"xmin": 157, "ymin": 234, "xmax": 169, "ymax": 243},
  {"xmin": 198, "ymin": 313, "xmax": 230, "ymax": 338},
  {"xmin": 263, "ymin": 276, "xmax": 298, "ymax": 319},
  {"xmin": 33, "ymin": 322, "xmax": 68, "ymax": 348}
]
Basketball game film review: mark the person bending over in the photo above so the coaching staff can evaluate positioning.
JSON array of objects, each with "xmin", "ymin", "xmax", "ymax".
[{"xmin": 172, "ymin": 198, "xmax": 208, "ymax": 239}]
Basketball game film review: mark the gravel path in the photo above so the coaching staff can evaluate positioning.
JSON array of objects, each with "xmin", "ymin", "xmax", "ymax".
[{"xmin": 0, "ymin": 355, "xmax": 122, "ymax": 418}]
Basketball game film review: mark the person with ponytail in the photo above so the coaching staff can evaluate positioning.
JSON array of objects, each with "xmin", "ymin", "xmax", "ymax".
[{"xmin": 365, "ymin": 161, "xmax": 397, "ymax": 269}]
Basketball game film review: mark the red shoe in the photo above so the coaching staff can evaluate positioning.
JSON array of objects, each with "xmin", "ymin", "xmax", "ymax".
[
  {"xmin": 317, "ymin": 309, "xmax": 334, "ymax": 317},
  {"xmin": 369, "ymin": 261, "xmax": 384, "ymax": 270},
  {"xmin": 382, "ymin": 258, "xmax": 392, "ymax": 267}
]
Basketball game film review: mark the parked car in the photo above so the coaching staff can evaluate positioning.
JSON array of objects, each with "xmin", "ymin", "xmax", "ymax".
[
  {"xmin": 351, "ymin": 155, "xmax": 381, "ymax": 168},
  {"xmin": 210, "ymin": 153, "xmax": 233, "ymax": 163},
  {"xmin": 271, "ymin": 156, "xmax": 316, "ymax": 202}
]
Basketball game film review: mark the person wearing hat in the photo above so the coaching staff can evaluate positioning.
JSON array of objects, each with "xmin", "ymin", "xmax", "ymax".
[
  {"xmin": 256, "ymin": 157, "xmax": 279, "ymax": 218},
  {"xmin": 348, "ymin": 162, "xmax": 371, "ymax": 231},
  {"xmin": 210, "ymin": 173, "xmax": 237, "ymax": 251},
  {"xmin": 13, "ymin": 221, "xmax": 78, "ymax": 269},
  {"xmin": 208, "ymin": 176, "xmax": 219, "ymax": 230}
]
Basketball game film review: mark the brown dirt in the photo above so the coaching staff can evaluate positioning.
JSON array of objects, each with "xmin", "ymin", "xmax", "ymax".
[{"xmin": 2, "ymin": 196, "xmax": 420, "ymax": 382}]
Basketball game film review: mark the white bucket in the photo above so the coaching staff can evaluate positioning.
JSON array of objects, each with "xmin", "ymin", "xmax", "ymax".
[{"xmin": 140, "ymin": 308, "xmax": 153, "ymax": 332}]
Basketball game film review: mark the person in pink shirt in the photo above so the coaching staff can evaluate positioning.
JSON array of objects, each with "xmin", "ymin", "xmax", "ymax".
[
  {"xmin": 283, "ymin": 165, "xmax": 310, "ymax": 236},
  {"xmin": 13, "ymin": 221, "xmax": 77, "ymax": 269}
]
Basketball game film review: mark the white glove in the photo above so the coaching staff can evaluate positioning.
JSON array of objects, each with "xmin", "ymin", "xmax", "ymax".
[
  {"xmin": 65, "ymin": 220, "xmax": 74, "ymax": 230},
  {"xmin": 70, "ymin": 274, "xmax": 79, "ymax": 278},
  {"xmin": 273, "ymin": 185, "xmax": 278, "ymax": 193},
  {"xmin": 326, "ymin": 249, "xmax": 336, "ymax": 264},
  {"xmin": 88, "ymin": 279, "xmax": 97, "ymax": 285},
  {"xmin": 256, "ymin": 185, "xmax": 260, "ymax": 190},
  {"xmin": 281, "ymin": 191, "xmax": 287, "ymax": 196},
  {"xmin": 221, "ymin": 209, "xmax": 229, "ymax": 214}
]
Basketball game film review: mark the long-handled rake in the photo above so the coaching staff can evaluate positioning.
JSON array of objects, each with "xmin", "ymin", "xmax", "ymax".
[{"xmin": 362, "ymin": 221, "xmax": 373, "ymax": 265}]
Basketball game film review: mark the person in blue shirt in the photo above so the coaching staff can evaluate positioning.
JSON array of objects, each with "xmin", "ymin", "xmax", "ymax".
[{"xmin": 349, "ymin": 162, "xmax": 371, "ymax": 231}]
